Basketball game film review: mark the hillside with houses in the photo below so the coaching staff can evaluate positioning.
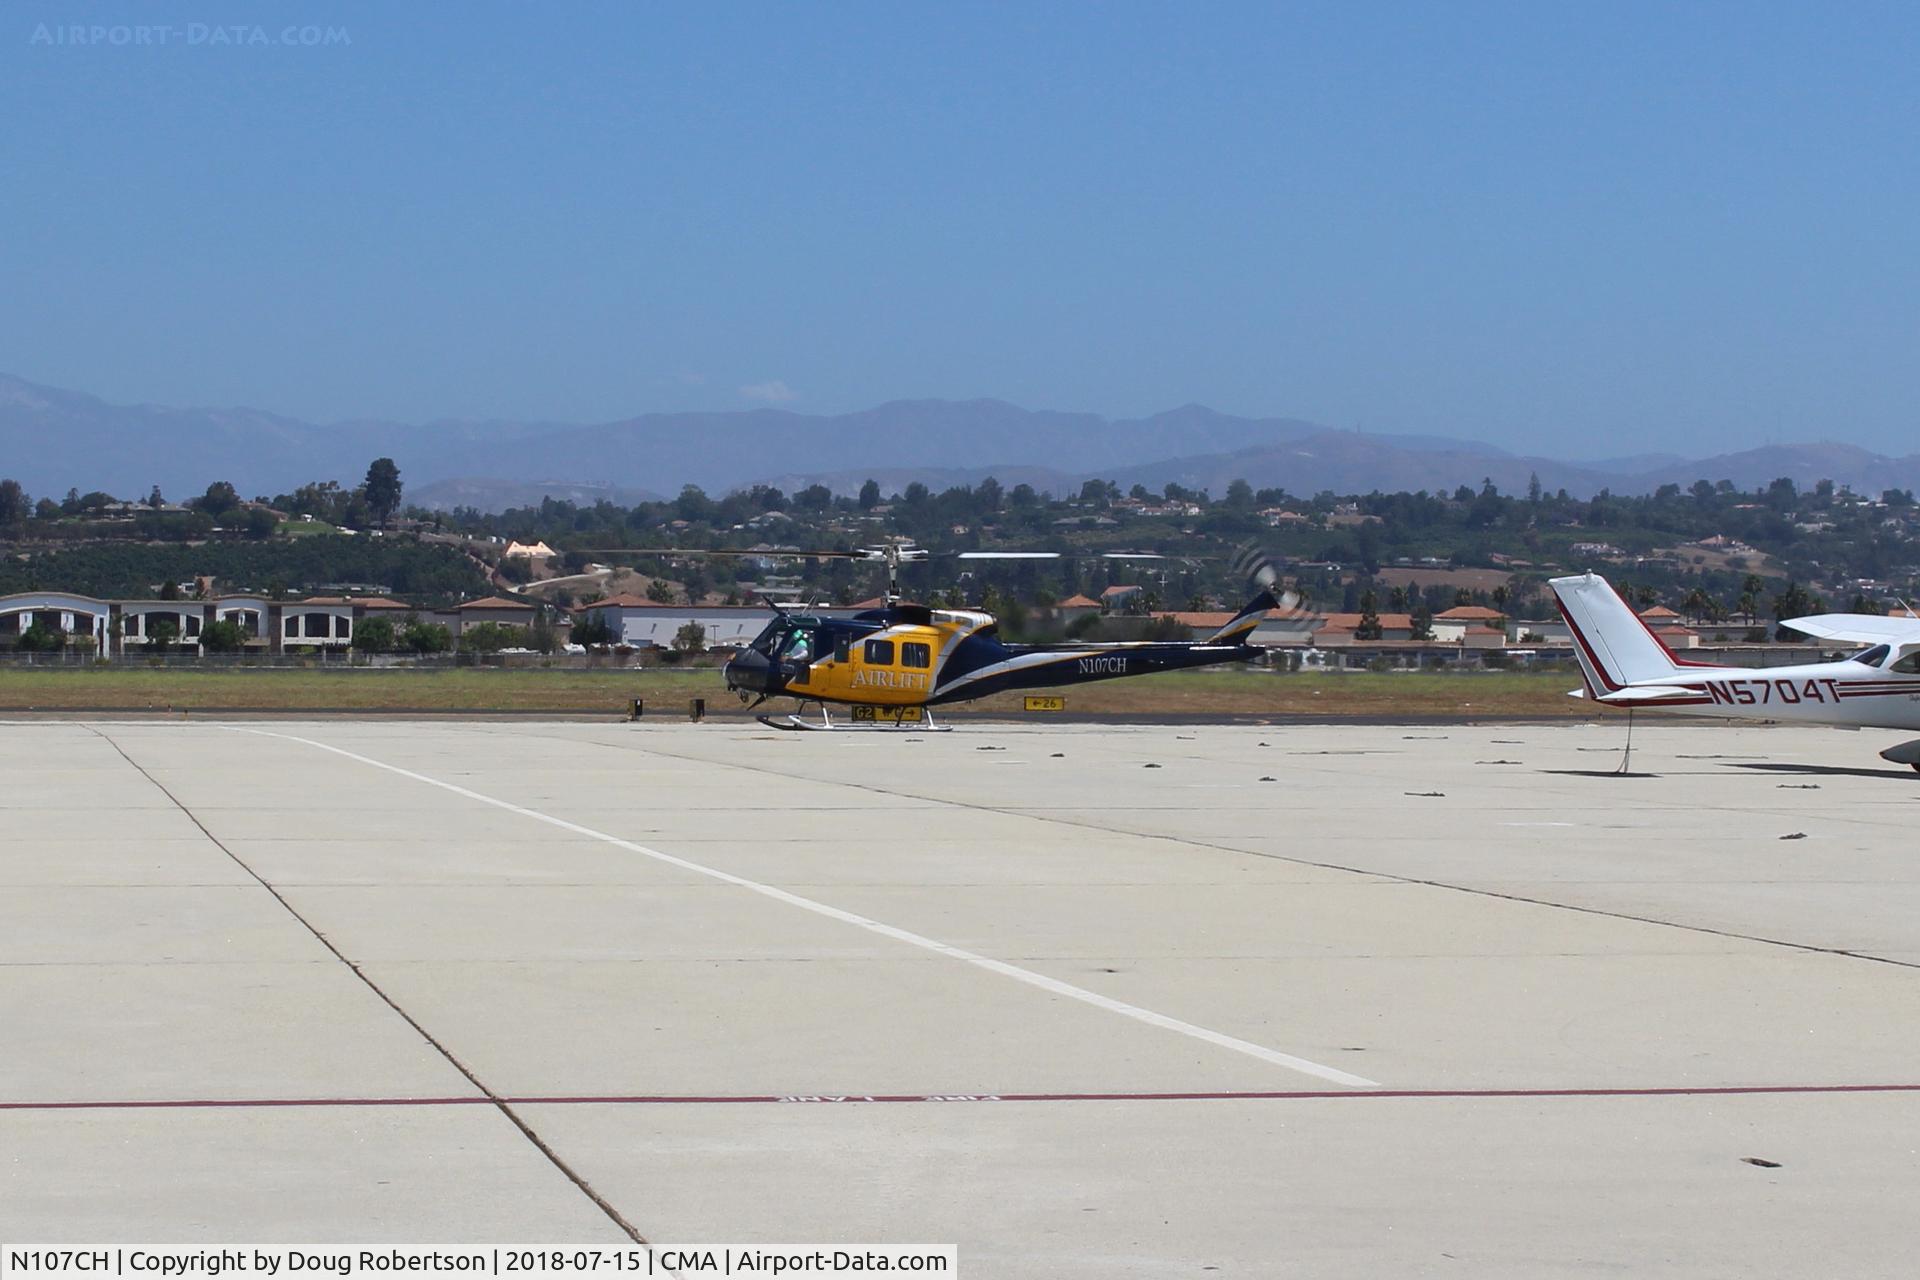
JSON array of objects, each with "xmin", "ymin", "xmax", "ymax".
[{"xmin": 2, "ymin": 462, "xmax": 1916, "ymax": 665}]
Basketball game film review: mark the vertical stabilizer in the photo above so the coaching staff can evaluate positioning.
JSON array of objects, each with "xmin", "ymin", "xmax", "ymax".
[
  {"xmin": 1205, "ymin": 590, "xmax": 1282, "ymax": 645},
  {"xmin": 1549, "ymin": 573, "xmax": 1681, "ymax": 692}
]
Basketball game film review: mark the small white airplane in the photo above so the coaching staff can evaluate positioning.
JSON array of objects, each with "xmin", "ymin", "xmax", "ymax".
[{"xmin": 1550, "ymin": 572, "xmax": 1920, "ymax": 770}]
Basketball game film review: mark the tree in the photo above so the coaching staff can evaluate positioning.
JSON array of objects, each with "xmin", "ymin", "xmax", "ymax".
[
  {"xmin": 158, "ymin": 579, "xmax": 182, "ymax": 601},
  {"xmin": 1225, "ymin": 478, "xmax": 1254, "ymax": 510},
  {"xmin": 147, "ymin": 485, "xmax": 165, "ymax": 509},
  {"xmin": 1354, "ymin": 523, "xmax": 1381, "ymax": 575},
  {"xmin": 352, "ymin": 617, "xmax": 397, "ymax": 653},
  {"xmin": 573, "ymin": 613, "xmax": 616, "ymax": 646},
  {"xmin": 0, "ymin": 479, "xmax": 29, "ymax": 524},
  {"xmin": 528, "ymin": 610, "xmax": 558, "ymax": 654},
  {"xmin": 199, "ymin": 619, "xmax": 247, "ymax": 653},
  {"xmin": 364, "ymin": 458, "xmax": 403, "ymax": 528},
  {"xmin": 286, "ymin": 480, "xmax": 346, "ymax": 521},
  {"xmin": 858, "ymin": 478, "xmax": 881, "ymax": 510},
  {"xmin": 15, "ymin": 621, "xmax": 65, "ymax": 653},
  {"xmin": 401, "ymin": 620, "xmax": 452, "ymax": 654},
  {"xmin": 977, "ymin": 476, "xmax": 1003, "ymax": 513},
  {"xmin": 1356, "ymin": 590, "xmax": 1383, "ymax": 641},
  {"xmin": 197, "ymin": 481, "xmax": 242, "ymax": 518},
  {"xmin": 1771, "ymin": 581, "xmax": 1817, "ymax": 625},
  {"xmin": 34, "ymin": 497, "xmax": 59, "ymax": 520},
  {"xmin": 145, "ymin": 618, "xmax": 180, "ymax": 652},
  {"xmin": 243, "ymin": 507, "xmax": 278, "ymax": 539},
  {"xmin": 645, "ymin": 578, "xmax": 675, "ymax": 604},
  {"xmin": 672, "ymin": 621, "xmax": 707, "ymax": 653},
  {"xmin": 458, "ymin": 621, "xmax": 524, "ymax": 654},
  {"xmin": 674, "ymin": 485, "xmax": 715, "ymax": 524}
]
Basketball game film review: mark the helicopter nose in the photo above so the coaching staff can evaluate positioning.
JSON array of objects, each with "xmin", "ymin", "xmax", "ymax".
[{"xmin": 724, "ymin": 648, "xmax": 773, "ymax": 693}]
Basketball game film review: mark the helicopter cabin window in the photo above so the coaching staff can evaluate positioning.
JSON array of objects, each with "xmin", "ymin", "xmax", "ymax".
[
  {"xmin": 833, "ymin": 633, "xmax": 851, "ymax": 663},
  {"xmin": 864, "ymin": 638, "xmax": 895, "ymax": 665},
  {"xmin": 901, "ymin": 641, "xmax": 931, "ymax": 668}
]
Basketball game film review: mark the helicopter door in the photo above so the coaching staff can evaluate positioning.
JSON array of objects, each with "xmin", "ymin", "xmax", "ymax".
[{"xmin": 779, "ymin": 627, "xmax": 818, "ymax": 687}]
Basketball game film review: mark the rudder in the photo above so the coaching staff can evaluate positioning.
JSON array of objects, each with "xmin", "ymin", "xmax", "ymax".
[{"xmin": 1549, "ymin": 572, "xmax": 1680, "ymax": 692}]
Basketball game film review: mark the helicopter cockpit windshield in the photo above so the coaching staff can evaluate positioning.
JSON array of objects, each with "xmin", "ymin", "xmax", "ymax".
[{"xmin": 747, "ymin": 618, "xmax": 820, "ymax": 663}]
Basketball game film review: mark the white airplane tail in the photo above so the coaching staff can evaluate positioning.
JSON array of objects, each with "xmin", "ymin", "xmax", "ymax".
[{"xmin": 1549, "ymin": 572, "xmax": 1684, "ymax": 694}]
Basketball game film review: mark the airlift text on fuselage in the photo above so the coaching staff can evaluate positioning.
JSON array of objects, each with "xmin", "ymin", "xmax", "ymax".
[{"xmin": 851, "ymin": 668, "xmax": 927, "ymax": 691}]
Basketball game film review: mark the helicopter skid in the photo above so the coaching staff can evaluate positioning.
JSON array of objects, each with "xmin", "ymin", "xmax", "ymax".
[{"xmin": 757, "ymin": 706, "xmax": 950, "ymax": 732}]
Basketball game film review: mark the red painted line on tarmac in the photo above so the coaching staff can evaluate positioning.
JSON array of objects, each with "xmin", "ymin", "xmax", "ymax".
[{"xmin": 9, "ymin": 1083, "xmax": 1920, "ymax": 1112}]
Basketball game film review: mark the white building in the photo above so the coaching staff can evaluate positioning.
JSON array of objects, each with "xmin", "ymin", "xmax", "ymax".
[{"xmin": 575, "ymin": 597, "xmax": 863, "ymax": 649}]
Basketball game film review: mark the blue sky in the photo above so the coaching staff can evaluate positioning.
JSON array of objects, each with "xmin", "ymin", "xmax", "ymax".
[{"xmin": 3, "ymin": 2, "xmax": 1918, "ymax": 457}]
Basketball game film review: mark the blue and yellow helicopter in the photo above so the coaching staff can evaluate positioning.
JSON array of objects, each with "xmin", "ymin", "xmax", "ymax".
[{"xmin": 624, "ymin": 543, "xmax": 1288, "ymax": 730}]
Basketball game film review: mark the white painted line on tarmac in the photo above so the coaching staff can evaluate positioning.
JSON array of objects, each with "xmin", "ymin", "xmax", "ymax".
[{"xmin": 232, "ymin": 727, "xmax": 1379, "ymax": 1089}]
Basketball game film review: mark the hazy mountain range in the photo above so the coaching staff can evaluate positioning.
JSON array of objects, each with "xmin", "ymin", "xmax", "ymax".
[{"xmin": 3, "ymin": 372, "xmax": 1916, "ymax": 512}]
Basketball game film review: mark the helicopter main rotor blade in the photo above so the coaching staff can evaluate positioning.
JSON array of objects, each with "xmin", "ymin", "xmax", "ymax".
[
  {"xmin": 954, "ymin": 550, "xmax": 1182, "ymax": 560},
  {"xmin": 574, "ymin": 548, "xmax": 874, "ymax": 560},
  {"xmin": 582, "ymin": 546, "xmax": 1202, "ymax": 563}
]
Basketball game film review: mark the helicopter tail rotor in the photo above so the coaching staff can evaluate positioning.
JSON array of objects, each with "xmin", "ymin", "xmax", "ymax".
[
  {"xmin": 1225, "ymin": 542, "xmax": 1305, "ymax": 620},
  {"xmin": 1230, "ymin": 542, "xmax": 1283, "ymax": 589}
]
